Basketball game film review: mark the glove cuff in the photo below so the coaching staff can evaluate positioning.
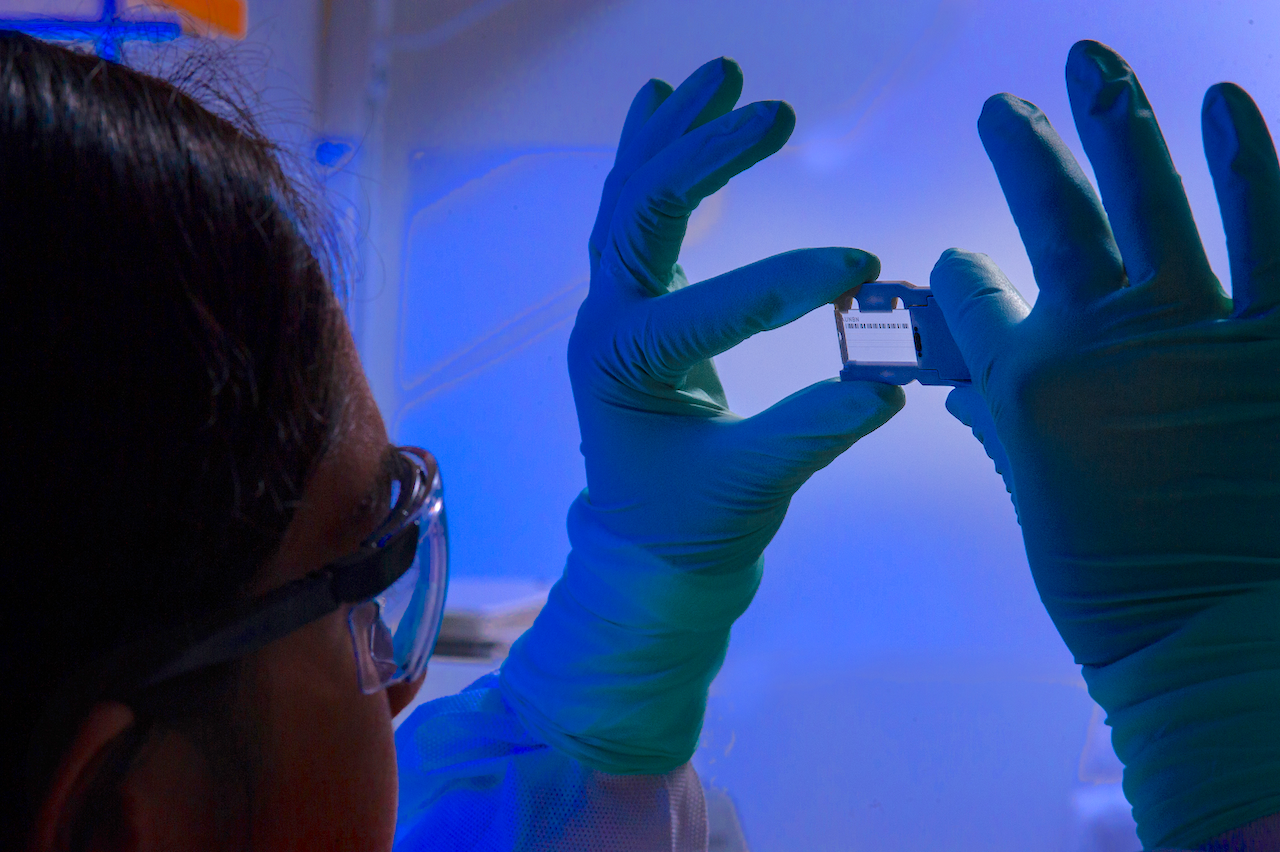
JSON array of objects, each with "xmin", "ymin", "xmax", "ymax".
[
  {"xmin": 498, "ymin": 490, "xmax": 763, "ymax": 775},
  {"xmin": 1083, "ymin": 581, "xmax": 1280, "ymax": 849}
]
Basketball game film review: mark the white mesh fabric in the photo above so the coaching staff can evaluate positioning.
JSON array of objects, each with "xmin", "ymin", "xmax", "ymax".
[{"xmin": 395, "ymin": 672, "xmax": 708, "ymax": 852}]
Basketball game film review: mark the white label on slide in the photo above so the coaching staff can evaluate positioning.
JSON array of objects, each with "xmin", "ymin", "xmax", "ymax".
[{"xmin": 841, "ymin": 308, "xmax": 917, "ymax": 365}]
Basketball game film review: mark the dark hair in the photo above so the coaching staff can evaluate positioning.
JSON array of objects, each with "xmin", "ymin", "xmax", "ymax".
[{"xmin": 0, "ymin": 31, "xmax": 347, "ymax": 847}]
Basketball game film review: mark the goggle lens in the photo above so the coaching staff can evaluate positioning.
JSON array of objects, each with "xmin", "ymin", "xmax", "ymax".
[{"xmin": 349, "ymin": 448, "xmax": 449, "ymax": 695}]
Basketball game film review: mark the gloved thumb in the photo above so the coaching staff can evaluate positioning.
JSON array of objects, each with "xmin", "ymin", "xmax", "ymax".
[
  {"xmin": 929, "ymin": 248, "xmax": 1029, "ymax": 390},
  {"xmin": 945, "ymin": 386, "xmax": 1019, "ymax": 520},
  {"xmin": 733, "ymin": 378, "xmax": 905, "ymax": 496}
]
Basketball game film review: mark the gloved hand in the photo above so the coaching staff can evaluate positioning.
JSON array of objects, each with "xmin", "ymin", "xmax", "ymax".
[
  {"xmin": 931, "ymin": 40, "xmax": 1280, "ymax": 849},
  {"xmin": 500, "ymin": 57, "xmax": 904, "ymax": 775}
]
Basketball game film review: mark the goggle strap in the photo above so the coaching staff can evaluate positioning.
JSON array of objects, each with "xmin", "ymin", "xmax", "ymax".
[
  {"xmin": 330, "ymin": 522, "xmax": 421, "ymax": 602},
  {"xmin": 139, "ymin": 522, "xmax": 421, "ymax": 690},
  {"xmin": 138, "ymin": 570, "xmax": 339, "ymax": 688}
]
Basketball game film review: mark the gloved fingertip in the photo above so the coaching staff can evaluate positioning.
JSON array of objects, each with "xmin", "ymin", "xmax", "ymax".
[
  {"xmin": 843, "ymin": 248, "xmax": 881, "ymax": 283},
  {"xmin": 688, "ymin": 59, "xmax": 745, "ymax": 132},
  {"xmin": 1066, "ymin": 40, "xmax": 1136, "ymax": 115},
  {"xmin": 643, "ymin": 77, "xmax": 675, "ymax": 98},
  {"xmin": 980, "ymin": 92, "xmax": 1018, "ymax": 113},
  {"xmin": 1201, "ymin": 84, "xmax": 1239, "ymax": 161},
  {"xmin": 742, "ymin": 100, "xmax": 796, "ymax": 154},
  {"xmin": 693, "ymin": 56, "xmax": 728, "ymax": 85},
  {"xmin": 979, "ymin": 93, "xmax": 1032, "ymax": 125},
  {"xmin": 874, "ymin": 380, "xmax": 907, "ymax": 411},
  {"xmin": 626, "ymin": 78, "xmax": 674, "ymax": 129},
  {"xmin": 1066, "ymin": 39, "xmax": 1123, "ymax": 80},
  {"xmin": 1065, "ymin": 39, "xmax": 1101, "ymax": 70},
  {"xmin": 761, "ymin": 99, "xmax": 797, "ymax": 134},
  {"xmin": 1202, "ymin": 81, "xmax": 1228, "ymax": 115},
  {"xmin": 841, "ymin": 379, "xmax": 905, "ymax": 415},
  {"xmin": 977, "ymin": 93, "xmax": 1051, "ymax": 150},
  {"xmin": 931, "ymin": 247, "xmax": 984, "ymax": 278},
  {"xmin": 714, "ymin": 55, "xmax": 744, "ymax": 85},
  {"xmin": 1201, "ymin": 82, "xmax": 1257, "ymax": 141},
  {"xmin": 1209, "ymin": 81, "xmax": 1256, "ymax": 110}
]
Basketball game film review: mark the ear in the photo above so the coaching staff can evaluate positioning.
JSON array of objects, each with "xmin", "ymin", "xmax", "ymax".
[{"xmin": 28, "ymin": 702, "xmax": 135, "ymax": 852}]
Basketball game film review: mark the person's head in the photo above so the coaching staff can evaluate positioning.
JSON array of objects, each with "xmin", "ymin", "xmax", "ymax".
[{"xmin": 0, "ymin": 32, "xmax": 426, "ymax": 851}]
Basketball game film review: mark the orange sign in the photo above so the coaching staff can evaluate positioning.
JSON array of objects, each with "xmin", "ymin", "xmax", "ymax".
[{"xmin": 128, "ymin": 0, "xmax": 246, "ymax": 38}]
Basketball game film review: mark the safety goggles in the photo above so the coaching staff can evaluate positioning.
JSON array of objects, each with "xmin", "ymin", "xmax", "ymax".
[{"xmin": 138, "ymin": 446, "xmax": 449, "ymax": 695}]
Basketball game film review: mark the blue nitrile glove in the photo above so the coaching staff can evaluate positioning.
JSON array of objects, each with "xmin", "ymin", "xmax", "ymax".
[
  {"xmin": 931, "ymin": 40, "xmax": 1280, "ymax": 849},
  {"xmin": 499, "ymin": 57, "xmax": 905, "ymax": 775}
]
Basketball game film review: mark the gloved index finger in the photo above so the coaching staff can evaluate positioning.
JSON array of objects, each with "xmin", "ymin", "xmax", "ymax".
[
  {"xmin": 589, "ymin": 58, "xmax": 742, "ymax": 263},
  {"xmin": 637, "ymin": 247, "xmax": 880, "ymax": 383},
  {"xmin": 1066, "ymin": 40, "xmax": 1223, "ymax": 315}
]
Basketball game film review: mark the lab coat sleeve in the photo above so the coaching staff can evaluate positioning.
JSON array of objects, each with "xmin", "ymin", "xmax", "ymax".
[{"xmin": 393, "ymin": 672, "xmax": 709, "ymax": 852}]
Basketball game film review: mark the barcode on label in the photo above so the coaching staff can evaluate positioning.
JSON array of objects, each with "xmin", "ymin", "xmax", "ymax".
[{"xmin": 842, "ymin": 308, "xmax": 917, "ymax": 364}]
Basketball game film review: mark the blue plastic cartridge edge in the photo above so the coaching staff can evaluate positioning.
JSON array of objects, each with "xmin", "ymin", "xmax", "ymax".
[{"xmin": 834, "ymin": 281, "xmax": 971, "ymax": 386}]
